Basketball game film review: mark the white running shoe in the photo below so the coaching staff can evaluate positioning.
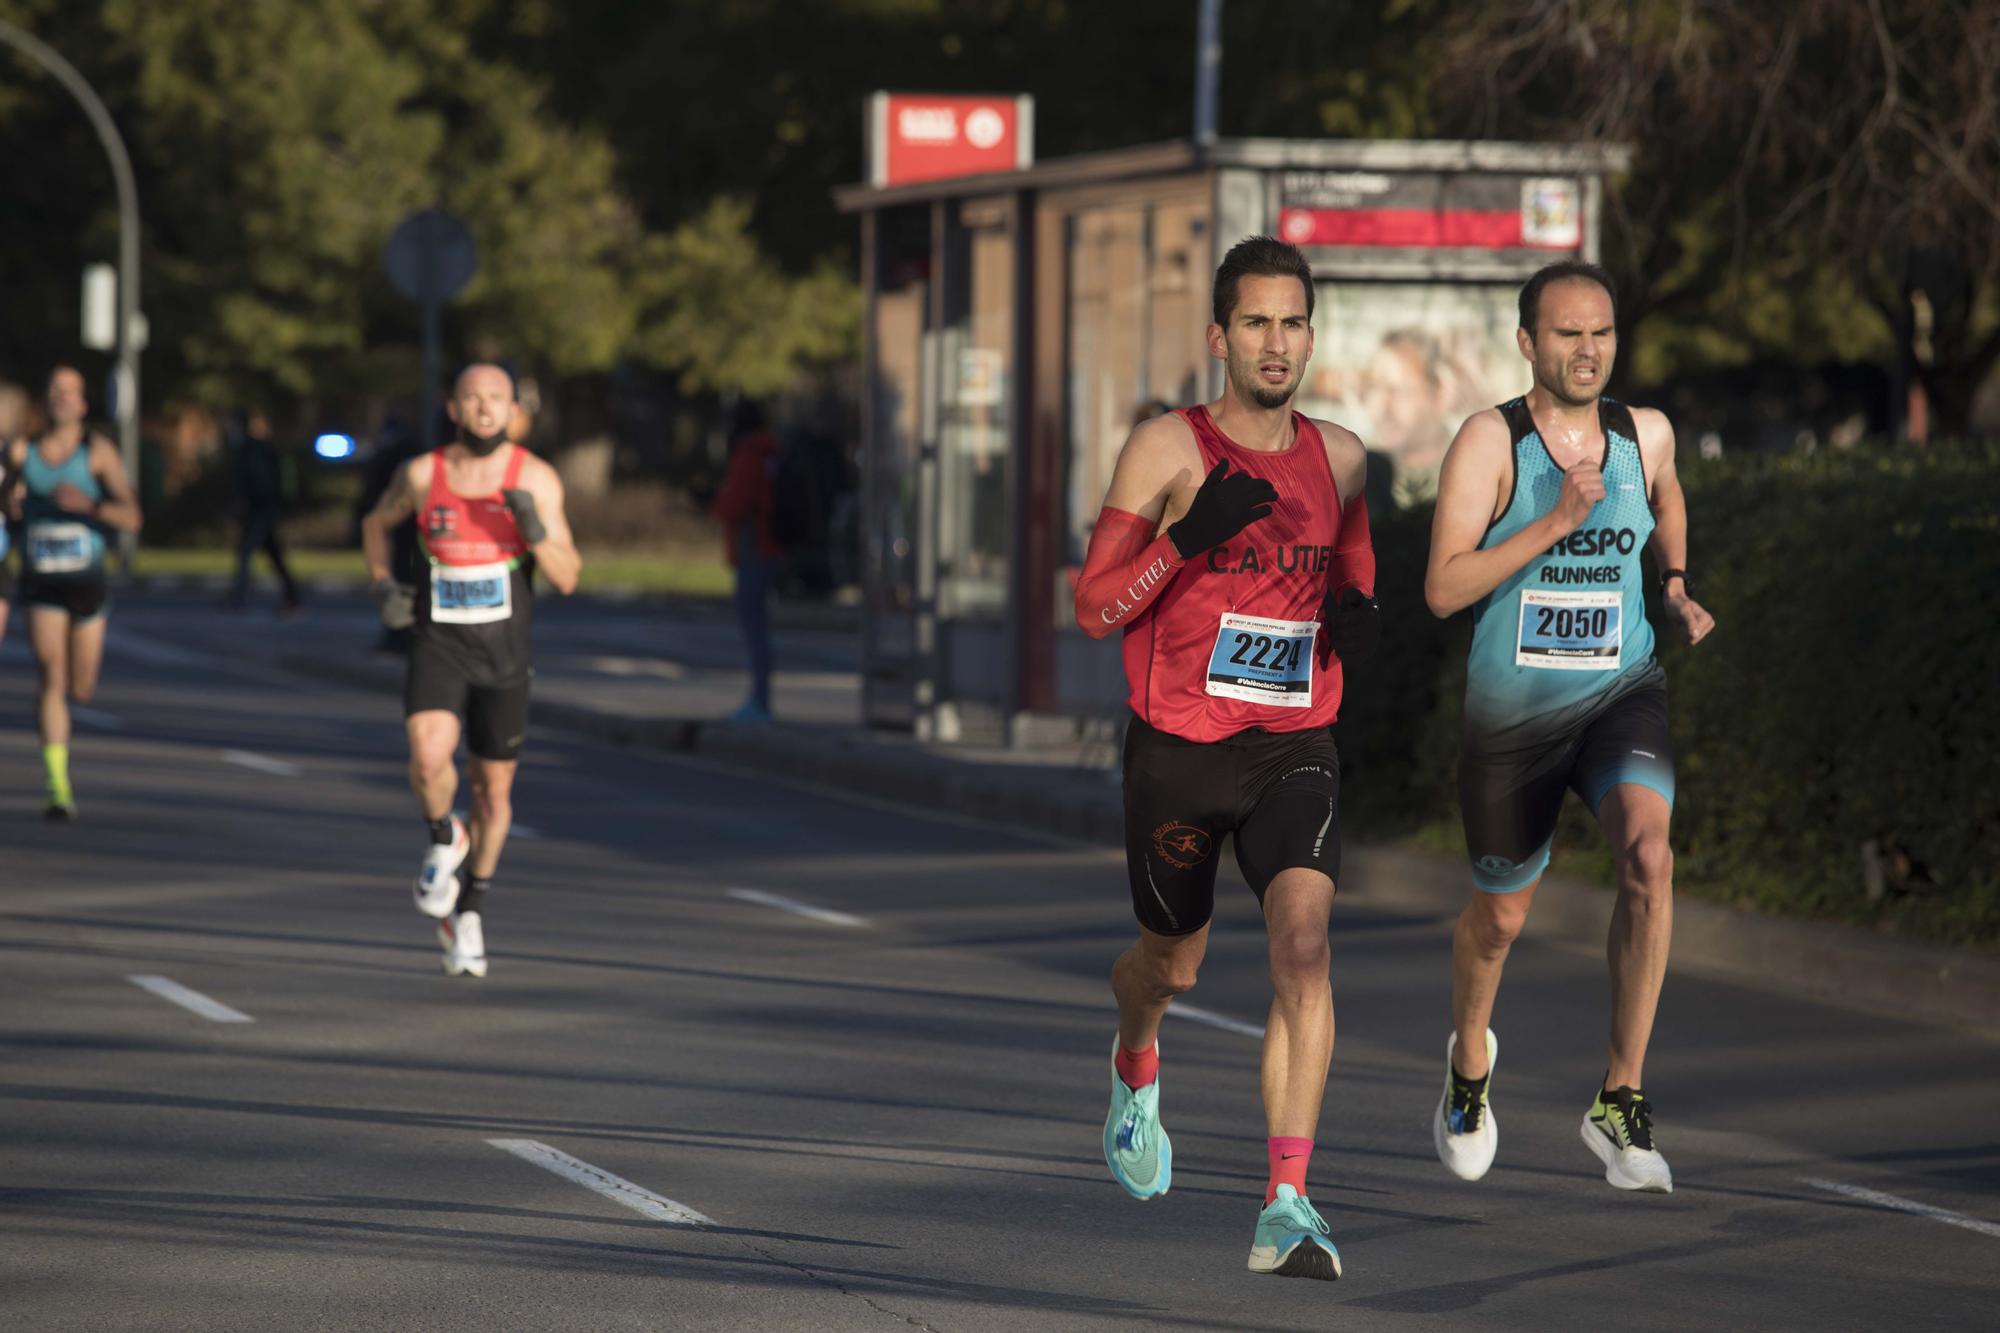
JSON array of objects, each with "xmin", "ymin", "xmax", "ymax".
[
  {"xmin": 413, "ymin": 817, "xmax": 469, "ymax": 918},
  {"xmin": 440, "ymin": 910, "xmax": 486, "ymax": 979},
  {"xmin": 1433, "ymin": 1028, "xmax": 1499, "ymax": 1182},
  {"xmin": 1582, "ymin": 1085, "xmax": 1673, "ymax": 1193}
]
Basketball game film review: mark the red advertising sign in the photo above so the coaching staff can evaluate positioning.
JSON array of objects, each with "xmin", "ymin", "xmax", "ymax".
[
  {"xmin": 868, "ymin": 92, "xmax": 1033, "ymax": 188},
  {"xmin": 1277, "ymin": 171, "xmax": 1583, "ymax": 252}
]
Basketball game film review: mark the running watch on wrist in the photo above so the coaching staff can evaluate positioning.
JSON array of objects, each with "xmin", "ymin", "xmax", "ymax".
[{"xmin": 1659, "ymin": 568, "xmax": 1688, "ymax": 594}]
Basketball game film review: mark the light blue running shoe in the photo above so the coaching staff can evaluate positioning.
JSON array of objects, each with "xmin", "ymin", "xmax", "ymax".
[
  {"xmin": 1102, "ymin": 1040, "xmax": 1171, "ymax": 1199},
  {"xmin": 1247, "ymin": 1184, "xmax": 1342, "ymax": 1280}
]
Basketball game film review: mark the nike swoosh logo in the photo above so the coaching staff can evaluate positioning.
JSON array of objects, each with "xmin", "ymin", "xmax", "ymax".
[{"xmin": 1280, "ymin": 1153, "xmax": 1306, "ymax": 1160}]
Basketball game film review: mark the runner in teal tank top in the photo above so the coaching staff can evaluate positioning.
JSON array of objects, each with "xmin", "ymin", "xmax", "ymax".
[
  {"xmin": 1421, "ymin": 264, "xmax": 1716, "ymax": 1199},
  {"xmin": 5, "ymin": 365, "xmax": 144, "ymax": 819}
]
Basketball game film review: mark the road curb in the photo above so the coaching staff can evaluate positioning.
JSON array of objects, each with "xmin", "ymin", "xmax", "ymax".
[{"xmin": 277, "ymin": 651, "xmax": 2000, "ymax": 1036}]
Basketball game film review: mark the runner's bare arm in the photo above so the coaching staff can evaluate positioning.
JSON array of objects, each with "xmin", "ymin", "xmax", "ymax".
[
  {"xmin": 86, "ymin": 434, "xmax": 144, "ymax": 533},
  {"xmin": 1319, "ymin": 421, "xmax": 1375, "ymax": 597},
  {"xmin": 1426, "ymin": 411, "xmax": 1568, "ymax": 617},
  {"xmin": 1638, "ymin": 410, "xmax": 1715, "ymax": 645},
  {"xmin": 361, "ymin": 459, "xmax": 423, "ymax": 584},
  {"xmin": 1074, "ymin": 414, "xmax": 1201, "ymax": 639},
  {"xmin": 518, "ymin": 457, "xmax": 581, "ymax": 595}
]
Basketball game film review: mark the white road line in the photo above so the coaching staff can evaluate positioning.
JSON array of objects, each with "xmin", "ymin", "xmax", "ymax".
[
  {"xmin": 724, "ymin": 887, "xmax": 865, "ymax": 927},
  {"xmin": 1169, "ymin": 1003, "xmax": 1266, "ymax": 1039},
  {"xmin": 70, "ymin": 705, "xmax": 124, "ymax": 729},
  {"xmin": 110, "ymin": 628, "xmax": 214, "ymax": 668},
  {"xmin": 1803, "ymin": 1177, "xmax": 2000, "ymax": 1241},
  {"xmin": 127, "ymin": 975, "xmax": 254, "ymax": 1023},
  {"xmin": 487, "ymin": 1139, "xmax": 714, "ymax": 1226},
  {"xmin": 221, "ymin": 749, "xmax": 302, "ymax": 777}
]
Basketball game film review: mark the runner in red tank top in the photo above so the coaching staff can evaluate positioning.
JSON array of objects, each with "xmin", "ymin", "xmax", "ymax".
[
  {"xmin": 362, "ymin": 364, "xmax": 583, "ymax": 979},
  {"xmin": 1074, "ymin": 237, "xmax": 1378, "ymax": 1280}
]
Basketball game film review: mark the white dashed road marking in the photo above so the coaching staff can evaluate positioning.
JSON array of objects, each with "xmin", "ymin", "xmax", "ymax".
[
  {"xmin": 487, "ymin": 1139, "xmax": 714, "ymax": 1226},
  {"xmin": 1803, "ymin": 1178, "xmax": 2000, "ymax": 1241},
  {"xmin": 725, "ymin": 887, "xmax": 864, "ymax": 927},
  {"xmin": 222, "ymin": 749, "xmax": 302, "ymax": 777},
  {"xmin": 1169, "ymin": 1003, "xmax": 1266, "ymax": 1039},
  {"xmin": 127, "ymin": 975, "xmax": 254, "ymax": 1023}
]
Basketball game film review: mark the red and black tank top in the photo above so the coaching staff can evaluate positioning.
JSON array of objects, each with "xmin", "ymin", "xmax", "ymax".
[
  {"xmin": 413, "ymin": 446, "xmax": 537, "ymax": 675},
  {"xmin": 1122, "ymin": 405, "xmax": 1348, "ymax": 742}
]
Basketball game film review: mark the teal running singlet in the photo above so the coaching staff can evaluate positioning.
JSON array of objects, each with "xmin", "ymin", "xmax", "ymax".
[
  {"xmin": 1464, "ymin": 397, "xmax": 1657, "ymax": 738},
  {"xmin": 20, "ymin": 437, "xmax": 107, "ymax": 581}
]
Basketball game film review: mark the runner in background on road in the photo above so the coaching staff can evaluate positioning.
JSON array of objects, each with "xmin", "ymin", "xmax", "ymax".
[
  {"xmin": 360, "ymin": 364, "xmax": 581, "ymax": 978},
  {"xmin": 1424, "ymin": 260, "xmax": 1715, "ymax": 1195},
  {"xmin": 5, "ymin": 366, "xmax": 143, "ymax": 820},
  {"xmin": 1075, "ymin": 235, "xmax": 1378, "ymax": 1281}
]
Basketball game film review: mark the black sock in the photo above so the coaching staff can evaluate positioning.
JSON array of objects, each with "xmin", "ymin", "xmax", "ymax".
[
  {"xmin": 427, "ymin": 815, "xmax": 455, "ymax": 845},
  {"xmin": 458, "ymin": 875, "xmax": 491, "ymax": 915},
  {"xmin": 1450, "ymin": 1064, "xmax": 1489, "ymax": 1095}
]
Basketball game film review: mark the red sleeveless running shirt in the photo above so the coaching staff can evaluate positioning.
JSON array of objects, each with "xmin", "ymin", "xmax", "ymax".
[
  {"xmin": 1123, "ymin": 406, "xmax": 1349, "ymax": 742},
  {"xmin": 419, "ymin": 445, "xmax": 531, "ymax": 566}
]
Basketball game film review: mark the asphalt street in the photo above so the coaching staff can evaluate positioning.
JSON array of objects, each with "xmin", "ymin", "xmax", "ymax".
[{"xmin": 2, "ymin": 593, "xmax": 1996, "ymax": 1330}]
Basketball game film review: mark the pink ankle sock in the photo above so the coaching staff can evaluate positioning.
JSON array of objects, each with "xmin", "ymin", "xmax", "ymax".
[
  {"xmin": 1113, "ymin": 1043, "xmax": 1159, "ymax": 1089},
  {"xmin": 1267, "ymin": 1136, "xmax": 1313, "ymax": 1203}
]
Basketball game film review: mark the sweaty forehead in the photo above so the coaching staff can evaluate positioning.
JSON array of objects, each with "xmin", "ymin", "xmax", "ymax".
[
  {"xmin": 456, "ymin": 366, "xmax": 514, "ymax": 399},
  {"xmin": 1232, "ymin": 275, "xmax": 1310, "ymax": 321},
  {"xmin": 1540, "ymin": 280, "xmax": 1614, "ymax": 328}
]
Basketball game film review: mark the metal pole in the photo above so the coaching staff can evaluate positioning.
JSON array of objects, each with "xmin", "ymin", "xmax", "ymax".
[
  {"xmin": 0, "ymin": 22, "xmax": 141, "ymax": 566},
  {"xmin": 1194, "ymin": 0, "xmax": 1223, "ymax": 148},
  {"xmin": 420, "ymin": 299, "xmax": 440, "ymax": 453}
]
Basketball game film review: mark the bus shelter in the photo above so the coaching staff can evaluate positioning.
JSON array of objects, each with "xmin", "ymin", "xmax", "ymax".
[{"xmin": 835, "ymin": 136, "xmax": 1631, "ymax": 742}]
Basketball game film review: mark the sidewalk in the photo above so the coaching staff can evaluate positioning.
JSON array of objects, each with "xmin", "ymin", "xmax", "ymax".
[{"xmin": 117, "ymin": 586, "xmax": 2000, "ymax": 1036}]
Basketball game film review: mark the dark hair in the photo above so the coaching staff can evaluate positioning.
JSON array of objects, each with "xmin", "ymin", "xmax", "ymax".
[
  {"xmin": 1212, "ymin": 235, "xmax": 1315, "ymax": 328},
  {"xmin": 1518, "ymin": 261, "xmax": 1616, "ymax": 336}
]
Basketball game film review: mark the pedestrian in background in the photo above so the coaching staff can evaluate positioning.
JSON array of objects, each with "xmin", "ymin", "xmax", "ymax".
[
  {"xmin": 711, "ymin": 400, "xmax": 779, "ymax": 724},
  {"xmin": 226, "ymin": 410, "xmax": 303, "ymax": 614}
]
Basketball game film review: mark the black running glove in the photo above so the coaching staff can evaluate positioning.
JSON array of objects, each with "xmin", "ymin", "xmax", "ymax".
[
  {"xmin": 1166, "ymin": 461, "xmax": 1279, "ymax": 560},
  {"xmin": 501, "ymin": 488, "xmax": 547, "ymax": 545},
  {"xmin": 1317, "ymin": 585, "xmax": 1380, "ymax": 668},
  {"xmin": 370, "ymin": 576, "xmax": 416, "ymax": 630}
]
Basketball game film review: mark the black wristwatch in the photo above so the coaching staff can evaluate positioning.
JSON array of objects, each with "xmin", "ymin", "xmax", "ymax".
[{"xmin": 1659, "ymin": 568, "xmax": 1688, "ymax": 595}]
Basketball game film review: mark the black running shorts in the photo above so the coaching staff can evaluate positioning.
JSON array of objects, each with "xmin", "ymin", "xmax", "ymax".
[
  {"xmin": 1458, "ymin": 677, "xmax": 1675, "ymax": 893},
  {"xmin": 404, "ymin": 635, "xmax": 531, "ymax": 762},
  {"xmin": 1121, "ymin": 714, "xmax": 1342, "ymax": 937},
  {"xmin": 21, "ymin": 575, "xmax": 108, "ymax": 622}
]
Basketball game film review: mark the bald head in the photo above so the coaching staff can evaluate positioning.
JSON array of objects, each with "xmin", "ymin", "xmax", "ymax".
[
  {"xmin": 448, "ymin": 363, "xmax": 516, "ymax": 454},
  {"xmin": 454, "ymin": 363, "xmax": 515, "ymax": 400}
]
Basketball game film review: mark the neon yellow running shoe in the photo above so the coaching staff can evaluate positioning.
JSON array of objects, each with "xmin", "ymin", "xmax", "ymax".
[{"xmin": 1582, "ymin": 1084, "xmax": 1673, "ymax": 1193}]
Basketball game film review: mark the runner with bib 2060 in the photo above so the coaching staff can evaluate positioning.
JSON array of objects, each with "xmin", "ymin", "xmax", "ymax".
[{"xmin": 361, "ymin": 364, "xmax": 581, "ymax": 979}]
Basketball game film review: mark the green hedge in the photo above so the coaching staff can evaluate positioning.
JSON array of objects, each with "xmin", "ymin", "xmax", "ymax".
[{"xmin": 1336, "ymin": 440, "xmax": 2000, "ymax": 945}]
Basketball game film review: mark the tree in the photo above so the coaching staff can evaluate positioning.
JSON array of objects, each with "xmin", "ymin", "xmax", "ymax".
[{"xmin": 1421, "ymin": 0, "xmax": 2000, "ymax": 434}]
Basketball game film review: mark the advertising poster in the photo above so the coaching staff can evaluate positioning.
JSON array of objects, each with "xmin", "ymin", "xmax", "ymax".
[{"xmin": 1297, "ymin": 281, "xmax": 1531, "ymax": 510}]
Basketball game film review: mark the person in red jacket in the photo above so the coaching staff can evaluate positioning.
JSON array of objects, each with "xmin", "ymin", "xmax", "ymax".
[{"xmin": 712, "ymin": 400, "xmax": 780, "ymax": 723}]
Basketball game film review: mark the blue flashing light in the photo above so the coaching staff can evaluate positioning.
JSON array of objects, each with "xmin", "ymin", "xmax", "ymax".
[{"xmin": 313, "ymin": 432, "xmax": 357, "ymax": 460}]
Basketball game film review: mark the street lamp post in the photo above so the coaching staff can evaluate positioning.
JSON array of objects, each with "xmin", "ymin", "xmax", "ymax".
[{"xmin": 0, "ymin": 21, "xmax": 142, "ymax": 565}]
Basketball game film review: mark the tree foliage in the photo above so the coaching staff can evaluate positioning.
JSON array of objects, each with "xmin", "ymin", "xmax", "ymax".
[{"xmin": 1420, "ymin": 0, "xmax": 2000, "ymax": 429}]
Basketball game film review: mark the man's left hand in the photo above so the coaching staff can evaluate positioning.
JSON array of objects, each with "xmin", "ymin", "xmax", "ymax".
[
  {"xmin": 1665, "ymin": 590, "xmax": 1715, "ymax": 646},
  {"xmin": 1318, "ymin": 585, "xmax": 1380, "ymax": 667},
  {"xmin": 502, "ymin": 488, "xmax": 547, "ymax": 545}
]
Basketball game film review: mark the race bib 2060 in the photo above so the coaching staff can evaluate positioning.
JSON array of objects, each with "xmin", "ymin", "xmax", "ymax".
[{"xmin": 430, "ymin": 560, "xmax": 513, "ymax": 625}]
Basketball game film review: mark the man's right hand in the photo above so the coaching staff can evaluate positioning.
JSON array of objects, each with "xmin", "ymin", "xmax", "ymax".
[
  {"xmin": 1166, "ymin": 460, "xmax": 1279, "ymax": 560},
  {"xmin": 370, "ymin": 577, "xmax": 415, "ymax": 630},
  {"xmin": 1552, "ymin": 460, "xmax": 1607, "ymax": 533}
]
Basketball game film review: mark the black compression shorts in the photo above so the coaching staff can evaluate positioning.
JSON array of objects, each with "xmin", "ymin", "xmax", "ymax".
[
  {"xmin": 1121, "ymin": 713, "xmax": 1342, "ymax": 936},
  {"xmin": 21, "ymin": 575, "xmax": 108, "ymax": 622},
  {"xmin": 1458, "ymin": 678, "xmax": 1675, "ymax": 893},
  {"xmin": 404, "ymin": 635, "xmax": 531, "ymax": 762}
]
